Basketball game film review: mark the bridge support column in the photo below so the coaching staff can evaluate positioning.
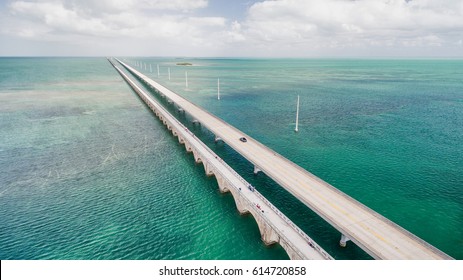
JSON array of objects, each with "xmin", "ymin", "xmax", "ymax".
[
  {"xmin": 230, "ymin": 189, "xmax": 250, "ymax": 215},
  {"xmin": 214, "ymin": 135, "xmax": 222, "ymax": 143},
  {"xmin": 193, "ymin": 151, "xmax": 202, "ymax": 164},
  {"xmin": 215, "ymin": 175, "xmax": 249, "ymax": 214},
  {"xmin": 255, "ymin": 214, "xmax": 279, "ymax": 245},
  {"xmin": 216, "ymin": 175, "xmax": 230, "ymax": 193},
  {"xmin": 254, "ymin": 165, "xmax": 262, "ymax": 175},
  {"xmin": 279, "ymin": 239, "xmax": 304, "ymax": 260},
  {"xmin": 203, "ymin": 162, "xmax": 214, "ymax": 177},
  {"xmin": 339, "ymin": 234, "xmax": 350, "ymax": 247}
]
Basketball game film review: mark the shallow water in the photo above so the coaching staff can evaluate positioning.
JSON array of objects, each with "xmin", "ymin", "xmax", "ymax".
[{"xmin": 0, "ymin": 57, "xmax": 461, "ymax": 259}]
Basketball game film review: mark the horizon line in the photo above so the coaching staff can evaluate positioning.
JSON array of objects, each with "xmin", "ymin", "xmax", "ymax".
[{"xmin": 1, "ymin": 55, "xmax": 463, "ymax": 60}]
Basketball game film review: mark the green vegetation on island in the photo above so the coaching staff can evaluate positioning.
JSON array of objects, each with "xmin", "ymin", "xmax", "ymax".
[{"xmin": 176, "ymin": 62, "xmax": 193, "ymax": 66}]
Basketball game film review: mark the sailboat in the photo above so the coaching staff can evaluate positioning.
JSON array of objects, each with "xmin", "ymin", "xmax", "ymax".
[{"xmin": 295, "ymin": 95, "xmax": 300, "ymax": 132}]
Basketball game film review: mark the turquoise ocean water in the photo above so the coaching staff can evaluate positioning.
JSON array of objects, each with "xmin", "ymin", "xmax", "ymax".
[{"xmin": 0, "ymin": 57, "xmax": 461, "ymax": 259}]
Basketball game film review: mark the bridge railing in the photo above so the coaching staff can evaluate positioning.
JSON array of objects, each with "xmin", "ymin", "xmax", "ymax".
[
  {"xmin": 188, "ymin": 136, "xmax": 332, "ymax": 260},
  {"xmin": 113, "ymin": 58, "xmax": 333, "ymax": 260}
]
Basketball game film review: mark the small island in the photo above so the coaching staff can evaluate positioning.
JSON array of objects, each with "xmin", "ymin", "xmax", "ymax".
[{"xmin": 176, "ymin": 62, "xmax": 193, "ymax": 66}]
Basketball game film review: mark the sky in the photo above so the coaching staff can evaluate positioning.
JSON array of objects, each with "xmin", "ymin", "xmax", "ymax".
[{"xmin": 0, "ymin": 0, "xmax": 462, "ymax": 57}]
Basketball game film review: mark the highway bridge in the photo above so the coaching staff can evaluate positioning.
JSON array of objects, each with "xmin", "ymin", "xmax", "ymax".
[
  {"xmin": 113, "ymin": 58, "xmax": 452, "ymax": 260},
  {"xmin": 109, "ymin": 58, "xmax": 333, "ymax": 260}
]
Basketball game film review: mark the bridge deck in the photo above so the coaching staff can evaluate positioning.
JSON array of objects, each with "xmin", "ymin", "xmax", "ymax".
[
  {"xmin": 115, "ymin": 58, "xmax": 451, "ymax": 260},
  {"xmin": 110, "ymin": 60, "xmax": 332, "ymax": 260}
]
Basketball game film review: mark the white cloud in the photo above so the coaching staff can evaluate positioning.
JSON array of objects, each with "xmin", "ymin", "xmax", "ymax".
[
  {"xmin": 236, "ymin": 0, "xmax": 463, "ymax": 56},
  {"xmin": 140, "ymin": 0, "xmax": 207, "ymax": 11},
  {"xmin": 1, "ymin": 0, "xmax": 463, "ymax": 56},
  {"xmin": 9, "ymin": 1, "xmax": 112, "ymax": 36},
  {"xmin": 3, "ymin": 0, "xmax": 223, "ymax": 44},
  {"xmin": 224, "ymin": 21, "xmax": 246, "ymax": 42},
  {"xmin": 61, "ymin": 0, "xmax": 207, "ymax": 13}
]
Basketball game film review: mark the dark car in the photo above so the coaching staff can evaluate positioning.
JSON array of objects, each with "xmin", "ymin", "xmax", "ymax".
[{"xmin": 239, "ymin": 137, "xmax": 247, "ymax": 142}]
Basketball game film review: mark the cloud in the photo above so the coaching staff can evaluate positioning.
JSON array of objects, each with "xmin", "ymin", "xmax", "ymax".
[
  {"xmin": 61, "ymin": 0, "xmax": 208, "ymax": 14},
  {"xmin": 1, "ymin": 0, "xmax": 462, "ymax": 56},
  {"xmin": 9, "ymin": 1, "xmax": 110, "ymax": 36},
  {"xmin": 223, "ymin": 21, "xmax": 246, "ymax": 43},
  {"xmin": 3, "ymin": 0, "xmax": 226, "ymax": 48},
  {"xmin": 236, "ymin": 0, "xmax": 463, "ymax": 56},
  {"xmin": 140, "ymin": 0, "xmax": 208, "ymax": 11}
]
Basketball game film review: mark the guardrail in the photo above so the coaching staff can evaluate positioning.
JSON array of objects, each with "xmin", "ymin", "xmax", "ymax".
[{"xmin": 110, "ymin": 58, "xmax": 333, "ymax": 260}]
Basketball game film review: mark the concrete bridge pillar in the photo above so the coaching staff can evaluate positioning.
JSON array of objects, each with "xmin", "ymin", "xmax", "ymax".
[
  {"xmin": 203, "ymin": 162, "xmax": 214, "ymax": 177},
  {"xmin": 254, "ymin": 165, "xmax": 262, "ymax": 175},
  {"xmin": 193, "ymin": 151, "xmax": 202, "ymax": 164},
  {"xmin": 339, "ymin": 234, "xmax": 351, "ymax": 247},
  {"xmin": 215, "ymin": 175, "xmax": 250, "ymax": 214},
  {"xmin": 279, "ymin": 238, "xmax": 304, "ymax": 260},
  {"xmin": 215, "ymin": 175, "xmax": 230, "ymax": 193},
  {"xmin": 228, "ymin": 188, "xmax": 250, "ymax": 215},
  {"xmin": 253, "ymin": 212, "xmax": 279, "ymax": 245}
]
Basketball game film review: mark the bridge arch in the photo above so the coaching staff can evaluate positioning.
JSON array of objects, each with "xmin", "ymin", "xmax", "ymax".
[{"xmin": 110, "ymin": 58, "xmax": 337, "ymax": 260}]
